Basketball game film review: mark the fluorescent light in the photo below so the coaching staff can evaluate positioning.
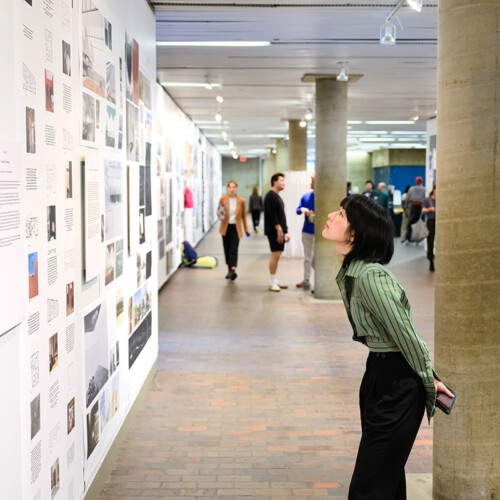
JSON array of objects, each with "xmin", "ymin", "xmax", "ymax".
[
  {"xmin": 161, "ymin": 82, "xmax": 221, "ymax": 88},
  {"xmin": 406, "ymin": 0, "xmax": 423, "ymax": 12},
  {"xmin": 216, "ymin": 95, "xmax": 224, "ymax": 103},
  {"xmin": 157, "ymin": 41, "xmax": 270, "ymax": 47},
  {"xmin": 366, "ymin": 121, "xmax": 415, "ymax": 125},
  {"xmin": 347, "ymin": 121, "xmax": 363, "ymax": 124},
  {"xmin": 390, "ymin": 131, "xmax": 426, "ymax": 134},
  {"xmin": 359, "ymin": 138, "xmax": 395, "ymax": 142}
]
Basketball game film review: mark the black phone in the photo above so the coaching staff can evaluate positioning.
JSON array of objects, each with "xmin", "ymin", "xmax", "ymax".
[{"xmin": 436, "ymin": 385, "xmax": 456, "ymax": 415}]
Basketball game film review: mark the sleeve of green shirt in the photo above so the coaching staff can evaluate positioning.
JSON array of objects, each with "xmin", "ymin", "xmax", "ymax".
[{"xmin": 358, "ymin": 268, "xmax": 438, "ymax": 422}]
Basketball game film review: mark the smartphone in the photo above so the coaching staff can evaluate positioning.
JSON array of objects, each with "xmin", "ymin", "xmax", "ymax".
[{"xmin": 436, "ymin": 385, "xmax": 456, "ymax": 415}]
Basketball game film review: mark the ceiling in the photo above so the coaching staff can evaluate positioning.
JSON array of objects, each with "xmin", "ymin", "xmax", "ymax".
[{"xmin": 152, "ymin": 1, "xmax": 439, "ymax": 158}]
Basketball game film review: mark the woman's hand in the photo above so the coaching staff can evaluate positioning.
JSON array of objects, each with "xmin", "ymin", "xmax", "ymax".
[{"xmin": 435, "ymin": 380, "xmax": 454, "ymax": 398}]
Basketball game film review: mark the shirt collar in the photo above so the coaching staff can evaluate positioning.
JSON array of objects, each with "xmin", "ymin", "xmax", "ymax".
[{"xmin": 336, "ymin": 260, "xmax": 365, "ymax": 282}]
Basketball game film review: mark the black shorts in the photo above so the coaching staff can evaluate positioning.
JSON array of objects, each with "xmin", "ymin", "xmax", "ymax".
[{"xmin": 267, "ymin": 233, "xmax": 285, "ymax": 252}]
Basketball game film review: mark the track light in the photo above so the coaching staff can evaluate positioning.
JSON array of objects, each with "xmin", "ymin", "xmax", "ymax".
[
  {"xmin": 336, "ymin": 61, "xmax": 349, "ymax": 82},
  {"xmin": 380, "ymin": 22, "xmax": 397, "ymax": 45},
  {"xmin": 406, "ymin": 0, "xmax": 423, "ymax": 12},
  {"xmin": 272, "ymin": 148, "xmax": 277, "ymax": 154},
  {"xmin": 222, "ymin": 131, "xmax": 228, "ymax": 140},
  {"xmin": 299, "ymin": 120, "xmax": 307, "ymax": 128},
  {"xmin": 229, "ymin": 141, "xmax": 234, "ymax": 148},
  {"xmin": 412, "ymin": 115, "xmax": 420, "ymax": 121},
  {"xmin": 216, "ymin": 95, "xmax": 224, "ymax": 103},
  {"xmin": 305, "ymin": 109, "xmax": 313, "ymax": 121},
  {"xmin": 215, "ymin": 113, "xmax": 222, "ymax": 122},
  {"xmin": 204, "ymin": 77, "xmax": 213, "ymax": 90}
]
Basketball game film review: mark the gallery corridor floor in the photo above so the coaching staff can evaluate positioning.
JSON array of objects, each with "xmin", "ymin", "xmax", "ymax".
[{"xmin": 94, "ymin": 220, "xmax": 436, "ymax": 500}]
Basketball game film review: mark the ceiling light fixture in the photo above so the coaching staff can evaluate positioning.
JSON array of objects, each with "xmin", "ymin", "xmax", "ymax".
[
  {"xmin": 366, "ymin": 120, "xmax": 415, "ymax": 125},
  {"xmin": 216, "ymin": 95, "xmax": 224, "ymax": 103},
  {"xmin": 272, "ymin": 148, "xmax": 277, "ymax": 154},
  {"xmin": 161, "ymin": 82, "xmax": 221, "ymax": 88},
  {"xmin": 157, "ymin": 41, "xmax": 271, "ymax": 47},
  {"xmin": 222, "ymin": 131, "xmax": 228, "ymax": 140},
  {"xmin": 299, "ymin": 120, "xmax": 307, "ymax": 128},
  {"xmin": 204, "ymin": 77, "xmax": 213, "ymax": 90},
  {"xmin": 336, "ymin": 61, "xmax": 349, "ymax": 82},
  {"xmin": 412, "ymin": 115, "xmax": 420, "ymax": 121},
  {"xmin": 215, "ymin": 113, "xmax": 222, "ymax": 122},
  {"xmin": 229, "ymin": 141, "xmax": 234, "ymax": 148},
  {"xmin": 380, "ymin": 0, "xmax": 423, "ymax": 45},
  {"xmin": 305, "ymin": 109, "xmax": 313, "ymax": 121}
]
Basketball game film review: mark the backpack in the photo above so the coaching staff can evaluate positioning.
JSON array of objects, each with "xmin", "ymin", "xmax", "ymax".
[{"xmin": 181, "ymin": 241, "xmax": 218, "ymax": 269}]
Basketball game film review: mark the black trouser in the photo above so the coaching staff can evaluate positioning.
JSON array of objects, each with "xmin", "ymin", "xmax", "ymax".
[
  {"xmin": 426, "ymin": 218, "xmax": 435, "ymax": 261},
  {"xmin": 405, "ymin": 205, "xmax": 422, "ymax": 242},
  {"xmin": 222, "ymin": 224, "xmax": 239, "ymax": 270},
  {"xmin": 348, "ymin": 352, "xmax": 425, "ymax": 500},
  {"xmin": 251, "ymin": 209, "xmax": 261, "ymax": 230}
]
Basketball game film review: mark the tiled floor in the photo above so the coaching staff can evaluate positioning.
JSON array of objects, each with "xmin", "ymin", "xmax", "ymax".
[{"xmin": 96, "ymin": 221, "xmax": 436, "ymax": 499}]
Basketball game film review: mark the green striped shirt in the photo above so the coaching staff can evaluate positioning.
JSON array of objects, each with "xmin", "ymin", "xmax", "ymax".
[{"xmin": 336, "ymin": 260, "xmax": 438, "ymax": 422}]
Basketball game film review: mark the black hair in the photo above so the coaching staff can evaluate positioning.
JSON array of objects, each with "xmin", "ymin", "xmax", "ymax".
[
  {"xmin": 404, "ymin": 184, "xmax": 411, "ymax": 194},
  {"xmin": 270, "ymin": 172, "xmax": 284, "ymax": 187},
  {"xmin": 341, "ymin": 194, "xmax": 394, "ymax": 268}
]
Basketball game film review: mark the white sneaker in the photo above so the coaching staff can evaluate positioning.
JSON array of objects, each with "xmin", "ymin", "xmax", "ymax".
[{"xmin": 268, "ymin": 283, "xmax": 281, "ymax": 292}]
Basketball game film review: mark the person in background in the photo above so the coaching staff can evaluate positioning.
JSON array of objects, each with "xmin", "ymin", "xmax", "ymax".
[
  {"xmin": 377, "ymin": 182, "xmax": 390, "ymax": 211},
  {"xmin": 264, "ymin": 173, "xmax": 290, "ymax": 292},
  {"xmin": 347, "ymin": 181, "xmax": 353, "ymax": 195},
  {"xmin": 404, "ymin": 176, "xmax": 426, "ymax": 244},
  {"xmin": 362, "ymin": 180, "xmax": 379, "ymax": 200},
  {"xmin": 296, "ymin": 174, "xmax": 315, "ymax": 290},
  {"xmin": 249, "ymin": 186, "xmax": 263, "ymax": 233},
  {"xmin": 422, "ymin": 186, "xmax": 436, "ymax": 272},
  {"xmin": 217, "ymin": 180, "xmax": 250, "ymax": 281},
  {"xmin": 322, "ymin": 194, "xmax": 453, "ymax": 499},
  {"xmin": 400, "ymin": 185, "xmax": 412, "ymax": 243}
]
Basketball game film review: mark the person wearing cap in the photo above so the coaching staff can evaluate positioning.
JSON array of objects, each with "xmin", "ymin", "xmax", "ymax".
[{"xmin": 403, "ymin": 177, "xmax": 426, "ymax": 244}]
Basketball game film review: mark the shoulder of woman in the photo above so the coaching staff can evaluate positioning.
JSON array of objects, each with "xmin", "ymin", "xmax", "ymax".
[{"xmin": 358, "ymin": 263, "xmax": 398, "ymax": 285}]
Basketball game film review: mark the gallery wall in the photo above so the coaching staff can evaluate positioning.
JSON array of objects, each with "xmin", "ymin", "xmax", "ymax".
[{"xmin": 0, "ymin": 1, "xmax": 221, "ymax": 498}]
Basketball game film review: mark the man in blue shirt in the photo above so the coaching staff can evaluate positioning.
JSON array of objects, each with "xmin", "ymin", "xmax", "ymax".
[{"xmin": 296, "ymin": 174, "xmax": 315, "ymax": 289}]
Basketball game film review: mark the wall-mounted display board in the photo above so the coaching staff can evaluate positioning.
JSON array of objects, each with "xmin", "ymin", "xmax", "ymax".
[
  {"xmin": 155, "ymin": 87, "xmax": 222, "ymax": 288},
  {"xmin": 0, "ymin": 0, "xmax": 157, "ymax": 499}
]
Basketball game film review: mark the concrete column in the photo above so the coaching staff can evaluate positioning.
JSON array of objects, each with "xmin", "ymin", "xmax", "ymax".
[
  {"xmin": 434, "ymin": 2, "xmax": 500, "ymax": 499},
  {"xmin": 276, "ymin": 138, "xmax": 288, "ymax": 172},
  {"xmin": 314, "ymin": 78, "xmax": 348, "ymax": 300},
  {"xmin": 262, "ymin": 149, "xmax": 277, "ymax": 191},
  {"xmin": 288, "ymin": 119, "xmax": 307, "ymax": 171}
]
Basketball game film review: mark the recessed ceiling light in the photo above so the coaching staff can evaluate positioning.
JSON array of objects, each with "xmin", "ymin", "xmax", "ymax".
[
  {"xmin": 157, "ymin": 41, "xmax": 270, "ymax": 47},
  {"xmin": 347, "ymin": 121, "xmax": 363, "ymax": 124}
]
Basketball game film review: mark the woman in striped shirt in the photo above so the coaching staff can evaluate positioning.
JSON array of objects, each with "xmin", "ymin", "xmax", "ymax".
[{"xmin": 322, "ymin": 194, "xmax": 452, "ymax": 500}]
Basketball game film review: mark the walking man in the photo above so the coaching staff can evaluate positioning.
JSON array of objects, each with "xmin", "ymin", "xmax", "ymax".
[
  {"xmin": 296, "ymin": 174, "xmax": 315, "ymax": 290},
  {"xmin": 404, "ymin": 176, "xmax": 426, "ymax": 244},
  {"xmin": 264, "ymin": 173, "xmax": 290, "ymax": 292}
]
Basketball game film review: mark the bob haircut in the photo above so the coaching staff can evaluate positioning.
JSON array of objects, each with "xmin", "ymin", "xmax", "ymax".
[{"xmin": 340, "ymin": 194, "xmax": 394, "ymax": 268}]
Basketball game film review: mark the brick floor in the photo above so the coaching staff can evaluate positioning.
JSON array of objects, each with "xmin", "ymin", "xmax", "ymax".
[{"xmin": 97, "ymin": 222, "xmax": 435, "ymax": 499}]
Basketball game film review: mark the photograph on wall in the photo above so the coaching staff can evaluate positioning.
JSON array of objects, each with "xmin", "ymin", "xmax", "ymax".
[
  {"xmin": 66, "ymin": 282, "xmax": 74, "ymax": 316},
  {"xmin": 111, "ymin": 373, "xmax": 119, "ymax": 417},
  {"xmin": 47, "ymin": 205, "xmax": 56, "ymax": 241},
  {"xmin": 84, "ymin": 303, "xmax": 109, "ymax": 408},
  {"xmin": 104, "ymin": 160, "xmax": 123, "ymax": 240},
  {"xmin": 49, "ymin": 333, "xmax": 58, "ymax": 372},
  {"xmin": 31, "ymin": 394, "xmax": 41, "ymax": 439},
  {"xmin": 126, "ymin": 101, "xmax": 139, "ymax": 161},
  {"xmin": 45, "ymin": 69, "xmax": 54, "ymax": 112},
  {"xmin": 105, "ymin": 243, "xmax": 115, "ymax": 286},
  {"xmin": 67, "ymin": 397, "xmax": 75, "ymax": 434},
  {"xmin": 145, "ymin": 111, "xmax": 153, "ymax": 142},
  {"xmin": 104, "ymin": 18, "xmax": 112, "ymax": 50},
  {"xmin": 116, "ymin": 288, "xmax": 124, "ymax": 326},
  {"xmin": 145, "ymin": 142, "xmax": 151, "ymax": 169},
  {"xmin": 62, "ymin": 40, "xmax": 71, "ymax": 76},
  {"xmin": 159, "ymin": 239, "xmax": 165, "ymax": 259},
  {"xmin": 157, "ymin": 220, "xmax": 164, "ymax": 240},
  {"xmin": 82, "ymin": 92, "xmax": 96, "ymax": 143},
  {"xmin": 109, "ymin": 343, "xmax": 118, "ymax": 375},
  {"xmin": 132, "ymin": 39, "xmax": 139, "ymax": 105},
  {"xmin": 99, "ymin": 389, "xmax": 110, "ymax": 432},
  {"xmin": 146, "ymin": 250, "xmax": 152, "ymax": 279},
  {"xmin": 138, "ymin": 207, "xmax": 145, "ymax": 245},
  {"xmin": 115, "ymin": 239, "xmax": 123, "ymax": 278},
  {"xmin": 96, "ymin": 99, "xmax": 101, "ymax": 129},
  {"xmin": 86, "ymin": 400, "xmax": 99, "ymax": 458},
  {"xmin": 118, "ymin": 114, "xmax": 124, "ymax": 150},
  {"xmin": 66, "ymin": 161, "xmax": 73, "ymax": 198},
  {"xmin": 125, "ymin": 32, "xmax": 133, "ymax": 102},
  {"xmin": 50, "ymin": 458, "xmax": 60, "ymax": 499},
  {"xmin": 128, "ymin": 297, "xmax": 133, "ymax": 336},
  {"xmin": 106, "ymin": 62, "xmax": 116, "ymax": 104},
  {"xmin": 28, "ymin": 251, "xmax": 39, "ymax": 299},
  {"xmin": 139, "ymin": 165, "xmax": 145, "ymax": 207},
  {"xmin": 26, "ymin": 107, "xmax": 36, "ymax": 154},
  {"xmin": 82, "ymin": 0, "xmax": 105, "ymax": 98},
  {"xmin": 145, "ymin": 165, "xmax": 151, "ymax": 216},
  {"xmin": 139, "ymin": 72, "xmax": 152, "ymax": 109},
  {"xmin": 136, "ymin": 250, "xmax": 146, "ymax": 288},
  {"xmin": 129, "ymin": 311, "xmax": 152, "ymax": 368},
  {"xmin": 105, "ymin": 105, "xmax": 117, "ymax": 147},
  {"xmin": 25, "ymin": 0, "xmax": 33, "ymax": 5}
]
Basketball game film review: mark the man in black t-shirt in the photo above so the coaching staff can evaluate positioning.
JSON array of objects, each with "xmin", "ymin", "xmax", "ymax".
[{"xmin": 264, "ymin": 173, "xmax": 290, "ymax": 292}]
